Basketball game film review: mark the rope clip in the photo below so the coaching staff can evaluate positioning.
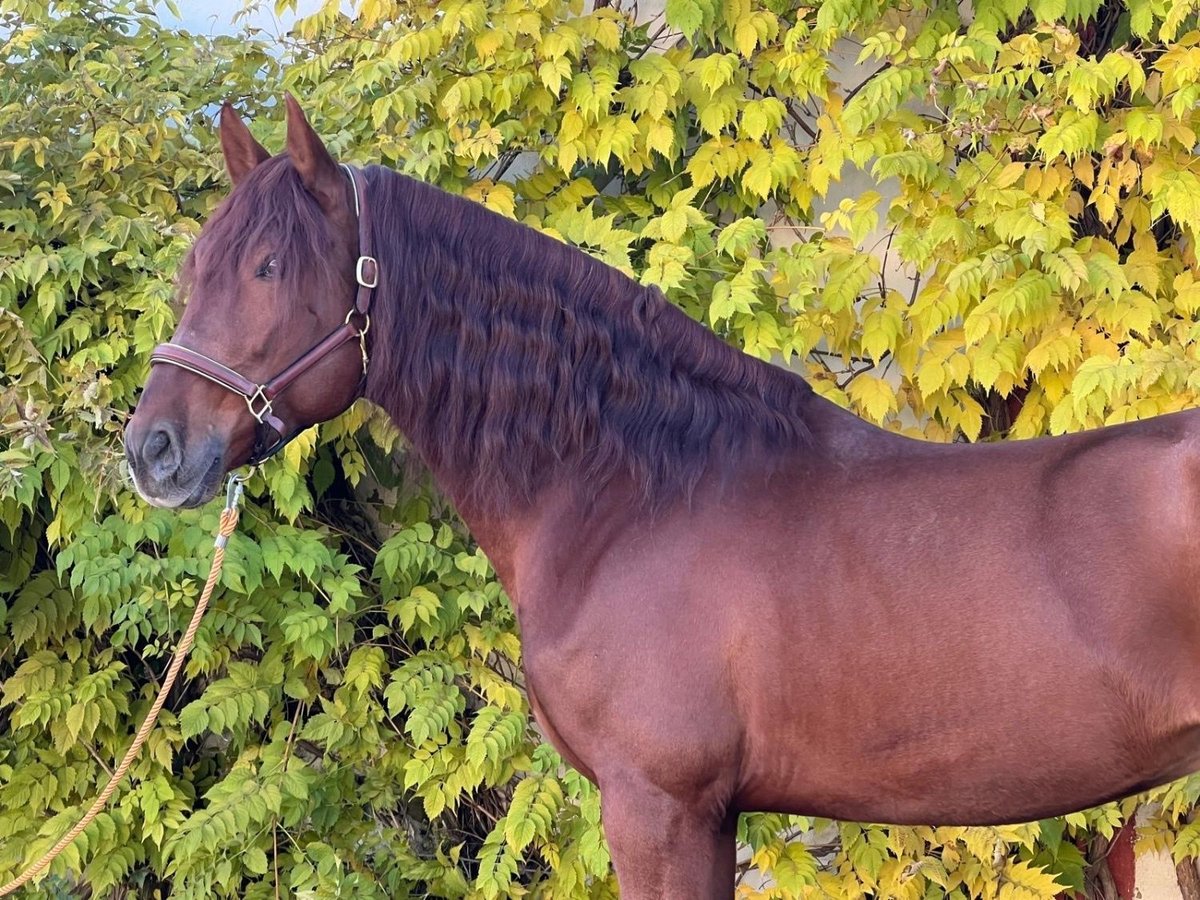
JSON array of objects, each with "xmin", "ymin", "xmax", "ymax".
[
  {"xmin": 224, "ymin": 472, "xmax": 246, "ymax": 512},
  {"xmin": 215, "ymin": 473, "xmax": 247, "ymax": 550}
]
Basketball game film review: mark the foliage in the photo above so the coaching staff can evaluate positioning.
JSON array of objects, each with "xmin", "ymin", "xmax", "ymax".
[{"xmin": 4, "ymin": 0, "xmax": 1200, "ymax": 896}]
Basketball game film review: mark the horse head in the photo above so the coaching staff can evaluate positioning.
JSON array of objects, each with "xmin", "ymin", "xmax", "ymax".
[{"xmin": 124, "ymin": 97, "xmax": 371, "ymax": 507}]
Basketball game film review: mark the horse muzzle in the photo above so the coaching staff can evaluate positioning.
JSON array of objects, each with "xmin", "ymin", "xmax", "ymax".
[{"xmin": 124, "ymin": 417, "xmax": 227, "ymax": 509}]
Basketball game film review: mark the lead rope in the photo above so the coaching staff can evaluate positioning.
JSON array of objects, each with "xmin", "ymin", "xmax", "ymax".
[{"xmin": 0, "ymin": 473, "xmax": 246, "ymax": 897}]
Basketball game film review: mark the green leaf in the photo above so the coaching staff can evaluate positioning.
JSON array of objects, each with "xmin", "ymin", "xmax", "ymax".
[
  {"xmin": 179, "ymin": 702, "xmax": 209, "ymax": 740},
  {"xmin": 243, "ymin": 846, "xmax": 269, "ymax": 875},
  {"xmin": 666, "ymin": 0, "xmax": 705, "ymax": 36}
]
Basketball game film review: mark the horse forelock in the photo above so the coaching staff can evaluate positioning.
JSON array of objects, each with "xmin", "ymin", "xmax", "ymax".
[
  {"xmin": 178, "ymin": 155, "xmax": 344, "ymax": 322},
  {"xmin": 361, "ymin": 166, "xmax": 814, "ymax": 514}
]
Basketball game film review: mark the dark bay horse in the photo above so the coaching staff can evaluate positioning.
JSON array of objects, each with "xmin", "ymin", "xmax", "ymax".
[{"xmin": 124, "ymin": 97, "xmax": 1200, "ymax": 897}]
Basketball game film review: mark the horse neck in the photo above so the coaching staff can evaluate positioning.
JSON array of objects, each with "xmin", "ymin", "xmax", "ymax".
[{"xmin": 361, "ymin": 168, "xmax": 818, "ymax": 564}]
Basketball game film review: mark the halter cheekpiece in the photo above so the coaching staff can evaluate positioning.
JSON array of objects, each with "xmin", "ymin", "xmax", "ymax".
[{"xmin": 149, "ymin": 163, "xmax": 378, "ymax": 465}]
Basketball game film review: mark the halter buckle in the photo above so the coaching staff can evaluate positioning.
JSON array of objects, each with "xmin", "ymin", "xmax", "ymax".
[
  {"xmin": 246, "ymin": 386, "xmax": 273, "ymax": 423},
  {"xmin": 356, "ymin": 256, "xmax": 378, "ymax": 289}
]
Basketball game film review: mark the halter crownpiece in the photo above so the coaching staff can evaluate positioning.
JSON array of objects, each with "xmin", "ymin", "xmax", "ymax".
[{"xmin": 149, "ymin": 163, "xmax": 378, "ymax": 465}]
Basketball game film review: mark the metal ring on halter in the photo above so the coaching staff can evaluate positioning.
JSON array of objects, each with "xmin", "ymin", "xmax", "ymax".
[{"xmin": 344, "ymin": 309, "xmax": 371, "ymax": 375}]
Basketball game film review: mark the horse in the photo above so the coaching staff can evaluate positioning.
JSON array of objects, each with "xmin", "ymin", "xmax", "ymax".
[{"xmin": 124, "ymin": 97, "xmax": 1200, "ymax": 898}]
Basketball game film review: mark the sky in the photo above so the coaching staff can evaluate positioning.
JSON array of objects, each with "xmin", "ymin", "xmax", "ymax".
[{"xmin": 155, "ymin": 0, "xmax": 323, "ymax": 38}]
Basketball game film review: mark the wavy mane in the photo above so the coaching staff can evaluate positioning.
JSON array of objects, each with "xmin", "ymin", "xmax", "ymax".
[{"xmin": 360, "ymin": 166, "xmax": 814, "ymax": 512}]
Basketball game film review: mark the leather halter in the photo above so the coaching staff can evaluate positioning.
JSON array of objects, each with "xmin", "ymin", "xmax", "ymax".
[{"xmin": 150, "ymin": 163, "xmax": 378, "ymax": 465}]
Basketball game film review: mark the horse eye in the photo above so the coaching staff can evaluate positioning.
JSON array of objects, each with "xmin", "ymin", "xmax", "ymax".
[{"xmin": 255, "ymin": 257, "xmax": 278, "ymax": 279}]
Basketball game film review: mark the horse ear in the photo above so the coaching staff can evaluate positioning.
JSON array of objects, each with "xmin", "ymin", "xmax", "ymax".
[
  {"xmin": 284, "ymin": 94, "xmax": 344, "ymax": 215},
  {"xmin": 219, "ymin": 102, "xmax": 269, "ymax": 186}
]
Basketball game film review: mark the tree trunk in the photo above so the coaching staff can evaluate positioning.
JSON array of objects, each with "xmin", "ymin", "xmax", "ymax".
[{"xmin": 1178, "ymin": 857, "xmax": 1200, "ymax": 900}]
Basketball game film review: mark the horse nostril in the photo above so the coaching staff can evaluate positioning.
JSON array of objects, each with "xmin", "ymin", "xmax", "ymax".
[
  {"xmin": 145, "ymin": 429, "xmax": 171, "ymax": 462},
  {"xmin": 142, "ymin": 423, "xmax": 183, "ymax": 478}
]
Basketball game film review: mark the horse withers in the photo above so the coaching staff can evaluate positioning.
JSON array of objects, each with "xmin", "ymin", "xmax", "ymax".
[{"xmin": 125, "ymin": 98, "xmax": 1200, "ymax": 897}]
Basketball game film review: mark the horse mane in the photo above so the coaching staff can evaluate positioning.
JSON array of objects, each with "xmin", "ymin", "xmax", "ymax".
[{"xmin": 361, "ymin": 165, "xmax": 815, "ymax": 513}]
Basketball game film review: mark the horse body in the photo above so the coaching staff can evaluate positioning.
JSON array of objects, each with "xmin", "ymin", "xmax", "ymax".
[
  {"xmin": 479, "ymin": 397, "xmax": 1200, "ymax": 890},
  {"xmin": 125, "ymin": 99, "xmax": 1200, "ymax": 897}
]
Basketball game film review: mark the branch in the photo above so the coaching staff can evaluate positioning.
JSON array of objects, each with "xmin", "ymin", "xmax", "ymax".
[{"xmin": 844, "ymin": 63, "xmax": 891, "ymax": 105}]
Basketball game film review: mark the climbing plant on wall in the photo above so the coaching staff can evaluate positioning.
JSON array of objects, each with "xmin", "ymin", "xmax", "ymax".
[{"xmin": 5, "ymin": 0, "xmax": 1200, "ymax": 896}]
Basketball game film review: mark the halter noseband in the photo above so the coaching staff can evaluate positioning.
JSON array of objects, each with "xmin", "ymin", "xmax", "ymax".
[{"xmin": 149, "ymin": 163, "xmax": 378, "ymax": 465}]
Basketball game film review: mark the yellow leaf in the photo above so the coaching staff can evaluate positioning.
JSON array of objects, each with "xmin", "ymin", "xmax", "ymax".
[
  {"xmin": 645, "ymin": 119, "xmax": 675, "ymax": 158},
  {"xmin": 735, "ymin": 19, "xmax": 758, "ymax": 57},
  {"xmin": 915, "ymin": 357, "xmax": 945, "ymax": 398},
  {"xmin": 660, "ymin": 206, "xmax": 688, "ymax": 242},
  {"xmin": 847, "ymin": 374, "xmax": 896, "ymax": 423},
  {"xmin": 995, "ymin": 161, "xmax": 1026, "ymax": 188}
]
